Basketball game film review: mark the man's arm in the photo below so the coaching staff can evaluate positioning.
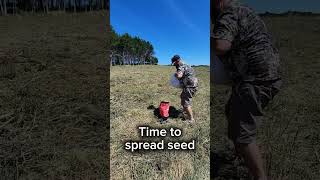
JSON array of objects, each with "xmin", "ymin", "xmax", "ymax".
[
  {"xmin": 214, "ymin": 39, "xmax": 232, "ymax": 56},
  {"xmin": 212, "ymin": 10, "xmax": 238, "ymax": 57},
  {"xmin": 175, "ymin": 71, "xmax": 183, "ymax": 79}
]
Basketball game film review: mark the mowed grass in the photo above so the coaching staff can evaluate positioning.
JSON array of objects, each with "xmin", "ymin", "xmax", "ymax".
[
  {"xmin": 212, "ymin": 15, "xmax": 320, "ymax": 180},
  {"xmin": 0, "ymin": 12, "xmax": 108, "ymax": 179},
  {"xmin": 111, "ymin": 65, "xmax": 210, "ymax": 180}
]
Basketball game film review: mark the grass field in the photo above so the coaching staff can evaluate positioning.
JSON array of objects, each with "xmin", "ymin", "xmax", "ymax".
[
  {"xmin": 212, "ymin": 15, "xmax": 320, "ymax": 180},
  {"xmin": 1, "ymin": 12, "xmax": 319, "ymax": 180},
  {"xmin": 110, "ymin": 65, "xmax": 210, "ymax": 179},
  {"xmin": 0, "ymin": 12, "xmax": 108, "ymax": 179}
]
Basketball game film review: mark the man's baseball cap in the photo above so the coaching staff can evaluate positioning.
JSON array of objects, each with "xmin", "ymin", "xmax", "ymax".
[{"xmin": 171, "ymin": 55, "xmax": 181, "ymax": 65}]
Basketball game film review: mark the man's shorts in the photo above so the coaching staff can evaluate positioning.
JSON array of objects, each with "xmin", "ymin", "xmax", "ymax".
[
  {"xmin": 225, "ymin": 79, "xmax": 282, "ymax": 144},
  {"xmin": 180, "ymin": 87, "xmax": 198, "ymax": 108}
]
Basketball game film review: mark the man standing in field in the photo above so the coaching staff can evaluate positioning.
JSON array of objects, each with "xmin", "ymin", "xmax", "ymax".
[
  {"xmin": 171, "ymin": 55, "xmax": 198, "ymax": 124},
  {"xmin": 212, "ymin": 0, "xmax": 282, "ymax": 179}
]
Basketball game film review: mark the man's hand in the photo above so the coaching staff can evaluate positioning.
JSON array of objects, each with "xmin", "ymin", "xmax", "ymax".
[{"xmin": 175, "ymin": 71, "xmax": 183, "ymax": 79}]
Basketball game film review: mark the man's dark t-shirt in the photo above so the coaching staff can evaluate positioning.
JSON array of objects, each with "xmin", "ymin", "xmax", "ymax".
[{"xmin": 213, "ymin": 4, "xmax": 281, "ymax": 82}]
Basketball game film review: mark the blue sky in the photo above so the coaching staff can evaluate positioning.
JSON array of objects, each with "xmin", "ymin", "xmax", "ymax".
[
  {"xmin": 111, "ymin": 0, "xmax": 320, "ymax": 65},
  {"xmin": 111, "ymin": 0, "xmax": 210, "ymax": 65},
  {"xmin": 242, "ymin": 0, "xmax": 320, "ymax": 13}
]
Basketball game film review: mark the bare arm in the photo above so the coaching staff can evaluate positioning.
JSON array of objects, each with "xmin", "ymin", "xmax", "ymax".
[
  {"xmin": 175, "ymin": 71, "xmax": 183, "ymax": 79},
  {"xmin": 214, "ymin": 39, "xmax": 232, "ymax": 56}
]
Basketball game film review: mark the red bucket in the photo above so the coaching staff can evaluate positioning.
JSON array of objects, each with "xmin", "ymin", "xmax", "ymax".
[{"xmin": 159, "ymin": 101, "xmax": 170, "ymax": 120}]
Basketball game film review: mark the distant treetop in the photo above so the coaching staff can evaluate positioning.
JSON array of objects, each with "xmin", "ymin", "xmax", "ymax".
[
  {"xmin": 109, "ymin": 26, "xmax": 158, "ymax": 66},
  {"xmin": 0, "ymin": 0, "xmax": 107, "ymax": 15}
]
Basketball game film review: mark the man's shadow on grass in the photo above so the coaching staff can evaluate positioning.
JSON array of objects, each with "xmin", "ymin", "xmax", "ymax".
[{"xmin": 147, "ymin": 105, "xmax": 183, "ymax": 119}]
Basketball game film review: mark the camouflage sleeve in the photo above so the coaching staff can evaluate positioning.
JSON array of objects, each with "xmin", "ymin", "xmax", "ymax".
[
  {"xmin": 176, "ymin": 65, "xmax": 185, "ymax": 74},
  {"xmin": 213, "ymin": 10, "xmax": 238, "ymax": 42}
]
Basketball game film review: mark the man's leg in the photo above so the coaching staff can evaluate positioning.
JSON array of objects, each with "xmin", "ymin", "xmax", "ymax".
[
  {"xmin": 228, "ymin": 83, "xmax": 268, "ymax": 180},
  {"xmin": 236, "ymin": 142, "xmax": 267, "ymax": 180},
  {"xmin": 184, "ymin": 106, "xmax": 194, "ymax": 122},
  {"xmin": 181, "ymin": 88, "xmax": 195, "ymax": 122}
]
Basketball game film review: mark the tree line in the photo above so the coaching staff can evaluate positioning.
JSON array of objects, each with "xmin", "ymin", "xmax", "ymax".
[
  {"xmin": 0, "ymin": 0, "xmax": 108, "ymax": 15},
  {"xmin": 260, "ymin": 11, "xmax": 320, "ymax": 17},
  {"xmin": 110, "ymin": 27, "xmax": 158, "ymax": 66}
]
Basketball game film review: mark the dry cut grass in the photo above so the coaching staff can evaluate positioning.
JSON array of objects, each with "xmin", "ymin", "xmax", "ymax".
[
  {"xmin": 111, "ymin": 65, "xmax": 210, "ymax": 180},
  {"xmin": 0, "ymin": 12, "xmax": 108, "ymax": 179}
]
